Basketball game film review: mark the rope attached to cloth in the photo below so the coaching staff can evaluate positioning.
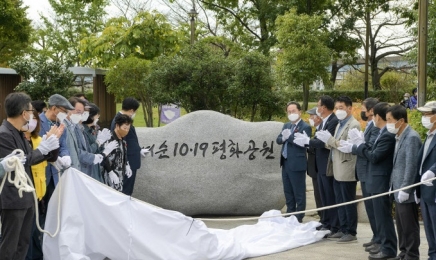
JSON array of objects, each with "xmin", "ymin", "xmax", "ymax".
[
  {"xmin": 0, "ymin": 149, "xmax": 64, "ymax": 238},
  {"xmin": 196, "ymin": 177, "xmax": 436, "ymax": 222}
]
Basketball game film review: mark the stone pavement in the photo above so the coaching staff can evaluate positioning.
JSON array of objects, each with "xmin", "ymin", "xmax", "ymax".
[{"xmin": 203, "ymin": 175, "xmax": 430, "ymax": 260}]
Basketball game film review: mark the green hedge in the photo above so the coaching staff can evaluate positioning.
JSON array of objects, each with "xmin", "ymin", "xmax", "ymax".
[{"xmin": 287, "ymin": 90, "xmax": 403, "ymax": 103}]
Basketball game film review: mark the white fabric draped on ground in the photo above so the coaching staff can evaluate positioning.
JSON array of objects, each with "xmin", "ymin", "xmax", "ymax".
[{"xmin": 43, "ymin": 168, "xmax": 329, "ymax": 260}]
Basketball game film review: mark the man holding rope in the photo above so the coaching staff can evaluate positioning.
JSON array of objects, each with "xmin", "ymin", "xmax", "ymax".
[{"xmin": 0, "ymin": 93, "xmax": 61, "ymax": 260}]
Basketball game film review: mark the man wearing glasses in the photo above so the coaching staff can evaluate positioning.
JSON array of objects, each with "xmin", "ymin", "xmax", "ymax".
[{"xmin": 0, "ymin": 92, "xmax": 61, "ymax": 259}]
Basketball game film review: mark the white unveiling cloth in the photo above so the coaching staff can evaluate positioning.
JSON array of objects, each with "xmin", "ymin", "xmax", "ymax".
[{"xmin": 43, "ymin": 168, "xmax": 328, "ymax": 260}]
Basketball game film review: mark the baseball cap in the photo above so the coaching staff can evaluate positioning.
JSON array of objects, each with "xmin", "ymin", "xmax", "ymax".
[
  {"xmin": 417, "ymin": 101, "xmax": 436, "ymax": 113},
  {"xmin": 307, "ymin": 107, "xmax": 317, "ymax": 115},
  {"xmin": 48, "ymin": 94, "xmax": 74, "ymax": 110}
]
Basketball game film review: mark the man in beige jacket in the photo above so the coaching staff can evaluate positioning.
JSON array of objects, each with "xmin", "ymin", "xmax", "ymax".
[{"xmin": 315, "ymin": 96, "xmax": 360, "ymax": 243}]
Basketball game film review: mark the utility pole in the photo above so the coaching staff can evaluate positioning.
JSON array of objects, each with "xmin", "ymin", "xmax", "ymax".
[
  {"xmin": 188, "ymin": 0, "xmax": 198, "ymax": 45},
  {"xmin": 364, "ymin": 10, "xmax": 370, "ymax": 99},
  {"xmin": 417, "ymin": 0, "xmax": 428, "ymax": 106}
]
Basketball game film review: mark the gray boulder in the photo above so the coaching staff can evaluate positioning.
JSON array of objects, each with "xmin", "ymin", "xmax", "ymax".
[{"xmin": 134, "ymin": 110, "xmax": 285, "ymax": 216}]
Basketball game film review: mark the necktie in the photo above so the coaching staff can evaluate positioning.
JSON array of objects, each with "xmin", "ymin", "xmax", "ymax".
[
  {"xmin": 319, "ymin": 120, "xmax": 324, "ymax": 131},
  {"xmin": 282, "ymin": 124, "xmax": 295, "ymax": 159}
]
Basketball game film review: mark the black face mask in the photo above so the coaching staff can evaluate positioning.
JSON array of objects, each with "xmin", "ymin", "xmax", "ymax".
[{"xmin": 361, "ymin": 111, "xmax": 368, "ymax": 121}]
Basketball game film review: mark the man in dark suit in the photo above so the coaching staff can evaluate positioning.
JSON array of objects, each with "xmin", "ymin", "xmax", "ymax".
[
  {"xmin": 387, "ymin": 105, "xmax": 421, "ymax": 260},
  {"xmin": 417, "ymin": 101, "xmax": 436, "ymax": 260},
  {"xmin": 350, "ymin": 102, "xmax": 397, "ymax": 260},
  {"xmin": 0, "ymin": 93, "xmax": 60, "ymax": 259},
  {"xmin": 276, "ymin": 101, "xmax": 312, "ymax": 222},
  {"xmin": 294, "ymin": 96, "xmax": 339, "ymax": 233},
  {"xmin": 352, "ymin": 98, "xmax": 381, "ymax": 250},
  {"xmin": 304, "ymin": 107, "xmax": 323, "ymax": 220},
  {"xmin": 111, "ymin": 97, "xmax": 149, "ymax": 196}
]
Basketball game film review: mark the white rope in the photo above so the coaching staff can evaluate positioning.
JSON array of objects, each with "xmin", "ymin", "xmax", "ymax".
[
  {"xmin": 0, "ymin": 149, "xmax": 62, "ymax": 238},
  {"xmin": 197, "ymin": 176, "xmax": 436, "ymax": 222}
]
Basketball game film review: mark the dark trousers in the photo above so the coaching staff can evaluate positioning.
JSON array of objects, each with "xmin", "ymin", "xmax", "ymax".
[
  {"xmin": 311, "ymin": 176, "xmax": 323, "ymax": 220},
  {"xmin": 282, "ymin": 169, "xmax": 306, "ymax": 221},
  {"xmin": 0, "ymin": 207, "xmax": 35, "ymax": 260},
  {"xmin": 26, "ymin": 216, "xmax": 43, "ymax": 260},
  {"xmin": 372, "ymin": 194, "xmax": 397, "ymax": 256},
  {"xmin": 122, "ymin": 168, "xmax": 137, "ymax": 196},
  {"xmin": 317, "ymin": 173, "xmax": 339, "ymax": 232},
  {"xmin": 333, "ymin": 180, "xmax": 357, "ymax": 236},
  {"xmin": 361, "ymin": 181, "xmax": 380, "ymax": 243},
  {"xmin": 395, "ymin": 202, "xmax": 420, "ymax": 260},
  {"xmin": 421, "ymin": 200, "xmax": 436, "ymax": 260}
]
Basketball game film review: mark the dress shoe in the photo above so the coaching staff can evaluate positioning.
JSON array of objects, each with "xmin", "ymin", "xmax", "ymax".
[
  {"xmin": 337, "ymin": 234, "xmax": 357, "ymax": 244},
  {"xmin": 365, "ymin": 243, "xmax": 381, "ymax": 253},
  {"xmin": 368, "ymin": 251, "xmax": 396, "ymax": 260},
  {"xmin": 363, "ymin": 241, "xmax": 375, "ymax": 247},
  {"xmin": 327, "ymin": 231, "xmax": 345, "ymax": 240}
]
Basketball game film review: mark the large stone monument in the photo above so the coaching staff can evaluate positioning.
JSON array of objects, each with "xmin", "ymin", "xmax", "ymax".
[{"xmin": 134, "ymin": 110, "xmax": 285, "ymax": 216}]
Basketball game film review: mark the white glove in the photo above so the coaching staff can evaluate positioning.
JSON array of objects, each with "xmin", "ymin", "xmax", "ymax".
[
  {"xmin": 348, "ymin": 128, "xmax": 365, "ymax": 146},
  {"xmin": 125, "ymin": 164, "xmax": 132, "ymax": 178},
  {"xmin": 293, "ymin": 132, "xmax": 309, "ymax": 147},
  {"xmin": 414, "ymin": 191, "xmax": 420, "ymax": 204},
  {"xmin": 281, "ymin": 129, "xmax": 291, "ymax": 141},
  {"xmin": 421, "ymin": 170, "xmax": 435, "ymax": 186},
  {"xmin": 315, "ymin": 130, "xmax": 332, "ymax": 143},
  {"xmin": 52, "ymin": 155, "xmax": 71, "ymax": 170},
  {"xmin": 140, "ymin": 148, "xmax": 150, "ymax": 158},
  {"xmin": 397, "ymin": 191, "xmax": 409, "ymax": 203},
  {"xmin": 0, "ymin": 155, "xmax": 24, "ymax": 172},
  {"xmin": 93, "ymin": 154, "xmax": 103, "ymax": 165},
  {"xmin": 337, "ymin": 140, "xmax": 354, "ymax": 153},
  {"xmin": 103, "ymin": 140, "xmax": 118, "ymax": 156},
  {"xmin": 37, "ymin": 135, "xmax": 60, "ymax": 155},
  {"xmin": 96, "ymin": 128, "xmax": 112, "ymax": 146},
  {"xmin": 108, "ymin": 171, "xmax": 120, "ymax": 185}
]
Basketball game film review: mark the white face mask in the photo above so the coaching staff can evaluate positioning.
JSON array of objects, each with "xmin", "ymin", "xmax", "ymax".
[
  {"xmin": 288, "ymin": 113, "xmax": 299, "ymax": 122},
  {"xmin": 316, "ymin": 108, "xmax": 322, "ymax": 117},
  {"xmin": 309, "ymin": 118, "xmax": 315, "ymax": 127},
  {"xmin": 93, "ymin": 118, "xmax": 99, "ymax": 126},
  {"xmin": 336, "ymin": 109, "xmax": 347, "ymax": 120},
  {"xmin": 422, "ymin": 116, "xmax": 434, "ymax": 130},
  {"xmin": 386, "ymin": 122, "xmax": 400, "ymax": 134},
  {"xmin": 24, "ymin": 110, "xmax": 34, "ymax": 122},
  {"xmin": 81, "ymin": 111, "xmax": 89, "ymax": 122},
  {"xmin": 70, "ymin": 114, "xmax": 82, "ymax": 124},
  {"xmin": 28, "ymin": 119, "xmax": 37, "ymax": 132},
  {"xmin": 57, "ymin": 112, "xmax": 67, "ymax": 123}
]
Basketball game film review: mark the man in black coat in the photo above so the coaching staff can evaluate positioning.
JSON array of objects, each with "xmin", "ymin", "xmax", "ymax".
[{"xmin": 0, "ymin": 93, "xmax": 60, "ymax": 260}]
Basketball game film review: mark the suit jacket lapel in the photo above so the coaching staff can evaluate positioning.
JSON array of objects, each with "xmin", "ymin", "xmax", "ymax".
[
  {"xmin": 393, "ymin": 127, "xmax": 409, "ymax": 164},
  {"xmin": 424, "ymin": 134, "xmax": 436, "ymax": 161}
]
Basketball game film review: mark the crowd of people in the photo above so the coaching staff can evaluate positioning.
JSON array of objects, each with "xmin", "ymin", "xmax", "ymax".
[
  {"xmin": 0, "ymin": 92, "xmax": 149, "ymax": 260},
  {"xmin": 277, "ymin": 95, "xmax": 436, "ymax": 260}
]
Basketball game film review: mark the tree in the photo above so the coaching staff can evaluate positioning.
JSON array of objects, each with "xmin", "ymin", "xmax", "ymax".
[
  {"xmin": 276, "ymin": 9, "xmax": 330, "ymax": 111},
  {"xmin": 10, "ymin": 57, "xmax": 75, "ymax": 100},
  {"xmin": 104, "ymin": 57, "xmax": 156, "ymax": 126},
  {"xmin": 231, "ymin": 51, "xmax": 281, "ymax": 121},
  {"xmin": 0, "ymin": 0, "xmax": 32, "ymax": 66},
  {"xmin": 80, "ymin": 11, "xmax": 181, "ymax": 68},
  {"xmin": 29, "ymin": 0, "xmax": 108, "ymax": 67},
  {"xmin": 149, "ymin": 41, "xmax": 234, "ymax": 113}
]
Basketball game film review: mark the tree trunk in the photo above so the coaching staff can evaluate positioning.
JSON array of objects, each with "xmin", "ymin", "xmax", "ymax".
[
  {"xmin": 250, "ymin": 103, "xmax": 256, "ymax": 122},
  {"xmin": 328, "ymin": 60, "xmax": 339, "ymax": 90},
  {"xmin": 371, "ymin": 60, "xmax": 382, "ymax": 90},
  {"xmin": 302, "ymin": 82, "xmax": 309, "ymax": 111}
]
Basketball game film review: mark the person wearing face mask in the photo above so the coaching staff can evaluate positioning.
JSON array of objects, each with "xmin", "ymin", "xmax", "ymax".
[
  {"xmin": 348, "ymin": 97, "xmax": 381, "ymax": 251},
  {"xmin": 345, "ymin": 102, "xmax": 397, "ymax": 260},
  {"xmin": 385, "ymin": 105, "xmax": 421, "ymax": 260},
  {"xmin": 416, "ymin": 101, "xmax": 436, "ymax": 260},
  {"xmin": 302, "ymin": 107, "xmax": 324, "ymax": 222},
  {"xmin": 314, "ymin": 96, "xmax": 360, "ymax": 244},
  {"xmin": 65, "ymin": 98, "xmax": 118, "ymax": 177},
  {"xmin": 0, "ymin": 93, "xmax": 61, "ymax": 260},
  {"xmin": 400, "ymin": 93, "xmax": 411, "ymax": 109},
  {"xmin": 81, "ymin": 103, "xmax": 112, "ymax": 182},
  {"xmin": 110, "ymin": 97, "xmax": 149, "ymax": 196},
  {"xmin": 294, "ymin": 95, "xmax": 339, "ymax": 234},
  {"xmin": 102, "ymin": 114, "xmax": 134, "ymax": 191},
  {"xmin": 276, "ymin": 101, "xmax": 312, "ymax": 223}
]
